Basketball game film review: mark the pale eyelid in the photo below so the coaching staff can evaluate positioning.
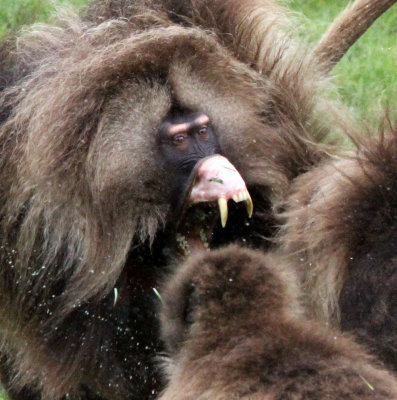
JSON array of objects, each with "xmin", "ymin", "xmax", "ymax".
[
  {"xmin": 167, "ymin": 115, "xmax": 210, "ymax": 136},
  {"xmin": 168, "ymin": 123, "xmax": 190, "ymax": 135},
  {"xmin": 194, "ymin": 114, "xmax": 210, "ymax": 126}
]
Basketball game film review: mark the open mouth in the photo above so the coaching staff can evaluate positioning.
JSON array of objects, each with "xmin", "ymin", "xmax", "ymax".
[
  {"xmin": 117, "ymin": 154, "xmax": 255, "ymax": 300},
  {"xmin": 172, "ymin": 155, "xmax": 253, "ymax": 258}
]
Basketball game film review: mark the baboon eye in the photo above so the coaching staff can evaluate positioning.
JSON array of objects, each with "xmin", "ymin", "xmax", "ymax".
[
  {"xmin": 173, "ymin": 134, "xmax": 187, "ymax": 145},
  {"xmin": 198, "ymin": 126, "xmax": 208, "ymax": 135}
]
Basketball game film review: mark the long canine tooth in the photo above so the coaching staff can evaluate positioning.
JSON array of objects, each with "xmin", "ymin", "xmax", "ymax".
[
  {"xmin": 218, "ymin": 197, "xmax": 228, "ymax": 228},
  {"xmin": 113, "ymin": 287, "xmax": 118, "ymax": 306},
  {"xmin": 244, "ymin": 193, "xmax": 253, "ymax": 218}
]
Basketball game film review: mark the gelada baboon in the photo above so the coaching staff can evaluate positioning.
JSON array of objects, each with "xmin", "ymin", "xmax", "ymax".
[
  {"xmin": 0, "ymin": 0, "xmax": 341, "ymax": 398},
  {"xmin": 159, "ymin": 245, "xmax": 397, "ymax": 400},
  {"xmin": 0, "ymin": 0, "xmax": 393, "ymax": 398},
  {"xmin": 278, "ymin": 122, "xmax": 397, "ymax": 372}
]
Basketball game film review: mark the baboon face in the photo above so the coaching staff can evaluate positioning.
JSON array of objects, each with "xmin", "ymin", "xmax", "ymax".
[{"xmin": 85, "ymin": 56, "xmax": 268, "ymax": 261}]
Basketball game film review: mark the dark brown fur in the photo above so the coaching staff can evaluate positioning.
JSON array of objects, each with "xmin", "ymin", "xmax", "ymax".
[
  {"xmin": 159, "ymin": 245, "xmax": 397, "ymax": 400},
  {"xmin": 278, "ymin": 122, "xmax": 397, "ymax": 371},
  {"xmin": 0, "ymin": 0, "xmax": 348, "ymax": 399}
]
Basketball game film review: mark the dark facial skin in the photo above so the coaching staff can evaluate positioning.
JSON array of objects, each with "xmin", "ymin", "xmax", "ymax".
[
  {"xmin": 159, "ymin": 111, "xmax": 221, "ymax": 177},
  {"xmin": 158, "ymin": 110, "xmax": 222, "ymax": 228}
]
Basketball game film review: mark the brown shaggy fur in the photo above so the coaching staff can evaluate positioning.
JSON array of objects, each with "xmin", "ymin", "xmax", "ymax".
[
  {"xmin": 0, "ymin": 0, "xmax": 344, "ymax": 399},
  {"xmin": 278, "ymin": 122, "xmax": 397, "ymax": 372},
  {"xmin": 159, "ymin": 245, "xmax": 397, "ymax": 400}
]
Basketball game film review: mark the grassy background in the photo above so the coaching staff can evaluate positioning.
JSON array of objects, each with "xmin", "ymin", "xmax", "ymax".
[
  {"xmin": 290, "ymin": 0, "xmax": 397, "ymax": 124},
  {"xmin": 0, "ymin": 0, "xmax": 395, "ymax": 398},
  {"xmin": 0, "ymin": 0, "xmax": 88, "ymax": 37}
]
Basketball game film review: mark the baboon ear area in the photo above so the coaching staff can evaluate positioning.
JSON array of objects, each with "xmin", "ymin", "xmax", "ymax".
[{"xmin": 159, "ymin": 246, "xmax": 295, "ymax": 353}]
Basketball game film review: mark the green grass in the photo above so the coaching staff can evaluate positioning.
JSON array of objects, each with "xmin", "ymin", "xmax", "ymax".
[
  {"xmin": 0, "ymin": 1, "xmax": 395, "ymax": 399},
  {"xmin": 0, "ymin": 0, "xmax": 88, "ymax": 37},
  {"xmin": 290, "ymin": 0, "xmax": 397, "ymax": 124}
]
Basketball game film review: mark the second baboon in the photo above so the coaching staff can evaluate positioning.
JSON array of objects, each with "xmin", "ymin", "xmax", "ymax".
[
  {"xmin": 159, "ymin": 245, "xmax": 397, "ymax": 400},
  {"xmin": 278, "ymin": 123, "xmax": 397, "ymax": 372}
]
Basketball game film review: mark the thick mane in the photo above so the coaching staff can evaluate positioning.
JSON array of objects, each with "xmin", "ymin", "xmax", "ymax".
[
  {"xmin": 86, "ymin": 0, "xmax": 294, "ymax": 71},
  {"xmin": 0, "ymin": 20, "xmax": 221, "ymax": 309},
  {"xmin": 0, "ymin": 14, "xmax": 246, "ymax": 396},
  {"xmin": 0, "ymin": 4, "xmax": 337, "ymax": 316}
]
